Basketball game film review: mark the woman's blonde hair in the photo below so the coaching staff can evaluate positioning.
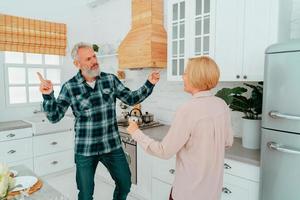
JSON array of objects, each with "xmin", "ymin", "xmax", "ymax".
[{"xmin": 186, "ymin": 56, "xmax": 220, "ymax": 90}]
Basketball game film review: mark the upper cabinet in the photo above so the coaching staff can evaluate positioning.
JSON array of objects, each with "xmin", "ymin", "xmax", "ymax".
[
  {"xmin": 167, "ymin": 0, "xmax": 287, "ymax": 81},
  {"xmin": 167, "ymin": 0, "xmax": 215, "ymax": 81}
]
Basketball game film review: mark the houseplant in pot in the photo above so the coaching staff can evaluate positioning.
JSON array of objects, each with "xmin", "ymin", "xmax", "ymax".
[{"xmin": 215, "ymin": 82, "xmax": 263, "ymax": 149}]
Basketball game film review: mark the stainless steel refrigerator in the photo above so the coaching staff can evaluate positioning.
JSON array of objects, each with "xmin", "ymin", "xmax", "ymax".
[{"xmin": 261, "ymin": 40, "xmax": 300, "ymax": 200}]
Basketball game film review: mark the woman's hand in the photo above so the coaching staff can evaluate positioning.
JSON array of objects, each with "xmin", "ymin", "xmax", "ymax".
[{"xmin": 127, "ymin": 120, "xmax": 139, "ymax": 135}]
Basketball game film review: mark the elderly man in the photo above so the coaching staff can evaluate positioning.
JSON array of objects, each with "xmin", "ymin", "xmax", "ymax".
[{"xmin": 38, "ymin": 42, "xmax": 160, "ymax": 200}]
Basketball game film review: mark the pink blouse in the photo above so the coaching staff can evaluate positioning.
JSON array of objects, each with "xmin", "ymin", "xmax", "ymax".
[{"xmin": 132, "ymin": 91, "xmax": 233, "ymax": 200}]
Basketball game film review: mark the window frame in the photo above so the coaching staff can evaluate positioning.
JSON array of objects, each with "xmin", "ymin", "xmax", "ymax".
[{"xmin": 3, "ymin": 52, "xmax": 63, "ymax": 107}]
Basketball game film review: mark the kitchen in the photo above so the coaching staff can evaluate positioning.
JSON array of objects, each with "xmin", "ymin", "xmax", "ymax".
[{"xmin": 0, "ymin": 0, "xmax": 300, "ymax": 199}]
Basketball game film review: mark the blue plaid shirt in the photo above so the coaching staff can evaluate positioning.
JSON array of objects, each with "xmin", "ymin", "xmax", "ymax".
[{"xmin": 42, "ymin": 71, "xmax": 154, "ymax": 156}]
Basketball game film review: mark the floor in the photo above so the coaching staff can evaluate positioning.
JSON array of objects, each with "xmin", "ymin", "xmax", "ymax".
[{"xmin": 44, "ymin": 168, "xmax": 139, "ymax": 200}]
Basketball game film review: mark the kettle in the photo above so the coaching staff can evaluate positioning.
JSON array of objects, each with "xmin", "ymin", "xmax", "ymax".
[{"xmin": 128, "ymin": 108, "xmax": 143, "ymax": 125}]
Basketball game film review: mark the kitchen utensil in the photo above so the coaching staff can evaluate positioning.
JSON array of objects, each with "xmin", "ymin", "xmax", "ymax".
[
  {"xmin": 128, "ymin": 108, "xmax": 143, "ymax": 125},
  {"xmin": 142, "ymin": 112, "xmax": 154, "ymax": 123}
]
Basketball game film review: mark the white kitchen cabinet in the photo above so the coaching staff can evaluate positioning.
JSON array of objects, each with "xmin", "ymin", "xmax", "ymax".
[
  {"xmin": 151, "ymin": 157, "xmax": 175, "ymax": 200},
  {"xmin": 0, "ymin": 128, "xmax": 33, "ymax": 169},
  {"xmin": 152, "ymin": 178, "xmax": 172, "ymax": 200},
  {"xmin": 222, "ymin": 159, "xmax": 260, "ymax": 200},
  {"xmin": 33, "ymin": 131, "xmax": 75, "ymax": 176},
  {"xmin": 168, "ymin": 0, "xmax": 284, "ymax": 81},
  {"xmin": 167, "ymin": 0, "xmax": 215, "ymax": 81}
]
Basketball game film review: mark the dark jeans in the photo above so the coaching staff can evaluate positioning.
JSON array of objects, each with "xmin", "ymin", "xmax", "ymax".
[{"xmin": 75, "ymin": 148, "xmax": 132, "ymax": 200}]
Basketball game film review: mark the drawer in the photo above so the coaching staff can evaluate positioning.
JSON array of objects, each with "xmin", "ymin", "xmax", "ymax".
[
  {"xmin": 152, "ymin": 157, "xmax": 175, "ymax": 185},
  {"xmin": 222, "ymin": 173, "xmax": 259, "ymax": 200},
  {"xmin": 0, "ymin": 138, "xmax": 33, "ymax": 163},
  {"xmin": 8, "ymin": 158, "xmax": 34, "ymax": 171},
  {"xmin": 34, "ymin": 150, "xmax": 74, "ymax": 176},
  {"xmin": 224, "ymin": 159, "xmax": 260, "ymax": 182},
  {"xmin": 0, "ymin": 128, "xmax": 33, "ymax": 142},
  {"xmin": 33, "ymin": 131, "xmax": 74, "ymax": 156}
]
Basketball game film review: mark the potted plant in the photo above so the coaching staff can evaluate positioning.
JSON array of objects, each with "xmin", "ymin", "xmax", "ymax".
[
  {"xmin": 215, "ymin": 82, "xmax": 263, "ymax": 149},
  {"xmin": 92, "ymin": 44, "xmax": 99, "ymax": 53}
]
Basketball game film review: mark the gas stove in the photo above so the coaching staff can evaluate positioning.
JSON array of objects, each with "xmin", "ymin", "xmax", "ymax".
[{"xmin": 117, "ymin": 120, "xmax": 163, "ymax": 130}]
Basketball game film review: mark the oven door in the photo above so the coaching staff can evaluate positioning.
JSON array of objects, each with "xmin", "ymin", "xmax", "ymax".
[{"xmin": 121, "ymin": 140, "xmax": 137, "ymax": 184}]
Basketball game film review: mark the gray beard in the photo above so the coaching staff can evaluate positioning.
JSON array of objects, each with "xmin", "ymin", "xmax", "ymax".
[{"xmin": 82, "ymin": 68, "xmax": 100, "ymax": 78}]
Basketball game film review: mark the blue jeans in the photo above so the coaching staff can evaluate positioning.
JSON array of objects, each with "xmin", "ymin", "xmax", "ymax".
[{"xmin": 75, "ymin": 148, "xmax": 132, "ymax": 200}]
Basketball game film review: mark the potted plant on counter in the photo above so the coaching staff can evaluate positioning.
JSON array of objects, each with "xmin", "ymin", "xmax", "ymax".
[{"xmin": 215, "ymin": 82, "xmax": 263, "ymax": 149}]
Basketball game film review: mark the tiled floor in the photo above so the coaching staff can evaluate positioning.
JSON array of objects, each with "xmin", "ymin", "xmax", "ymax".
[{"xmin": 44, "ymin": 168, "xmax": 138, "ymax": 200}]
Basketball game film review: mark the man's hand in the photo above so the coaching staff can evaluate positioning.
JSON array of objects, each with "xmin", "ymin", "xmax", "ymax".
[
  {"xmin": 127, "ymin": 120, "xmax": 139, "ymax": 135},
  {"xmin": 148, "ymin": 70, "xmax": 160, "ymax": 85},
  {"xmin": 37, "ymin": 72, "xmax": 53, "ymax": 95}
]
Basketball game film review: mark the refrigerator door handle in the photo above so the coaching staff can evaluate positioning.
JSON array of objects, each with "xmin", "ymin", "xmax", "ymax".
[
  {"xmin": 269, "ymin": 111, "xmax": 300, "ymax": 120},
  {"xmin": 267, "ymin": 142, "xmax": 300, "ymax": 155}
]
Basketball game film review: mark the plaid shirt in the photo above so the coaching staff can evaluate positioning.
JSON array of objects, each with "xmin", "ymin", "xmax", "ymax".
[{"xmin": 42, "ymin": 71, "xmax": 154, "ymax": 156}]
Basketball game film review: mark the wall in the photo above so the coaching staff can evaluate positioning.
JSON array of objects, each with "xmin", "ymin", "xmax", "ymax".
[{"xmin": 0, "ymin": 0, "xmax": 97, "ymax": 121}]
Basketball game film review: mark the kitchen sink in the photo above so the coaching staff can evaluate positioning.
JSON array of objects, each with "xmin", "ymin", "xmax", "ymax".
[{"xmin": 23, "ymin": 114, "xmax": 74, "ymax": 135}]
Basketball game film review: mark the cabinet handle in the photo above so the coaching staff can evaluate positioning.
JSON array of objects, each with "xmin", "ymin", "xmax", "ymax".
[
  {"xmin": 224, "ymin": 163, "xmax": 231, "ymax": 169},
  {"xmin": 236, "ymin": 75, "xmax": 240, "ymax": 79},
  {"xmin": 6, "ymin": 133, "xmax": 16, "ymax": 138},
  {"xmin": 169, "ymin": 169, "xmax": 175, "ymax": 174},
  {"xmin": 243, "ymin": 75, "xmax": 247, "ymax": 79},
  {"xmin": 51, "ymin": 141, "xmax": 58, "ymax": 145},
  {"xmin": 51, "ymin": 161, "xmax": 58, "ymax": 165},
  {"xmin": 7, "ymin": 150, "xmax": 16, "ymax": 154},
  {"xmin": 222, "ymin": 187, "xmax": 232, "ymax": 194}
]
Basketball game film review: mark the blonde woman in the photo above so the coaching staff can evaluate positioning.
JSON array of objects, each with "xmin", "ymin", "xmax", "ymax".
[{"xmin": 127, "ymin": 56, "xmax": 233, "ymax": 200}]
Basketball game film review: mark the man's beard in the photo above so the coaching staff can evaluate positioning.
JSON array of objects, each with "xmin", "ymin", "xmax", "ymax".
[{"xmin": 82, "ymin": 65, "xmax": 100, "ymax": 78}]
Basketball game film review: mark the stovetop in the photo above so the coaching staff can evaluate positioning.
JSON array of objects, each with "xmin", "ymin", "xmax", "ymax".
[{"xmin": 117, "ymin": 120, "xmax": 163, "ymax": 130}]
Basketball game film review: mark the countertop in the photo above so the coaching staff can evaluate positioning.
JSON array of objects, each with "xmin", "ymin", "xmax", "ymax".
[
  {"xmin": 0, "ymin": 120, "xmax": 32, "ymax": 132},
  {"xmin": 10, "ymin": 165, "xmax": 67, "ymax": 200},
  {"xmin": 118, "ymin": 124, "xmax": 260, "ymax": 166}
]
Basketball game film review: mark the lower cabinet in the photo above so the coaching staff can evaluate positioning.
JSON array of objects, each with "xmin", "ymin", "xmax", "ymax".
[
  {"xmin": 150, "ymin": 157, "xmax": 260, "ymax": 200},
  {"xmin": 151, "ymin": 157, "xmax": 175, "ymax": 200},
  {"xmin": 222, "ymin": 159, "xmax": 260, "ymax": 200},
  {"xmin": 34, "ymin": 150, "xmax": 74, "ymax": 176},
  {"xmin": 222, "ymin": 174, "xmax": 259, "ymax": 200},
  {"xmin": 151, "ymin": 178, "xmax": 172, "ymax": 200},
  {"xmin": 33, "ymin": 131, "xmax": 75, "ymax": 176}
]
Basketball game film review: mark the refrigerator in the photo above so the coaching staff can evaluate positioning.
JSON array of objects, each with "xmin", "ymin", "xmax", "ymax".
[{"xmin": 261, "ymin": 40, "xmax": 300, "ymax": 200}]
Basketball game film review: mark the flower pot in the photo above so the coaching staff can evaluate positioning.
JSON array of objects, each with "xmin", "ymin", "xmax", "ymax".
[{"xmin": 242, "ymin": 118, "xmax": 261, "ymax": 149}]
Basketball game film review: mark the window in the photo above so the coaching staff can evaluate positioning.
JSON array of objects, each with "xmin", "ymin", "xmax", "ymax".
[{"xmin": 4, "ymin": 51, "xmax": 62, "ymax": 105}]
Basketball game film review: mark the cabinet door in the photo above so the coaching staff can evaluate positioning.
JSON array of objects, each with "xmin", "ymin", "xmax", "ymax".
[
  {"xmin": 215, "ymin": 0, "xmax": 244, "ymax": 81},
  {"xmin": 222, "ymin": 174, "xmax": 259, "ymax": 200},
  {"xmin": 33, "ymin": 131, "xmax": 74, "ymax": 156},
  {"xmin": 0, "ymin": 138, "xmax": 33, "ymax": 163},
  {"xmin": 34, "ymin": 150, "xmax": 74, "ymax": 176},
  {"xmin": 242, "ymin": 0, "xmax": 274, "ymax": 81},
  {"xmin": 167, "ymin": 0, "xmax": 188, "ymax": 81},
  {"xmin": 152, "ymin": 178, "xmax": 172, "ymax": 200},
  {"xmin": 189, "ymin": 0, "xmax": 216, "ymax": 58}
]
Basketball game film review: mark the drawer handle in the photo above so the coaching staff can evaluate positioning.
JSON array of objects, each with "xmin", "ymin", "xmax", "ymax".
[
  {"xmin": 6, "ymin": 133, "xmax": 16, "ymax": 138},
  {"xmin": 51, "ymin": 161, "xmax": 58, "ymax": 165},
  {"xmin": 7, "ymin": 150, "xmax": 16, "ymax": 154},
  {"xmin": 222, "ymin": 187, "xmax": 232, "ymax": 194},
  {"xmin": 51, "ymin": 141, "xmax": 58, "ymax": 145},
  {"xmin": 169, "ymin": 169, "xmax": 175, "ymax": 174},
  {"xmin": 224, "ymin": 163, "xmax": 231, "ymax": 169}
]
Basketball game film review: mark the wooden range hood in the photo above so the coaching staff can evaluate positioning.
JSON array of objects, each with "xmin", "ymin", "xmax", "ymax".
[{"xmin": 118, "ymin": 0, "xmax": 167, "ymax": 69}]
